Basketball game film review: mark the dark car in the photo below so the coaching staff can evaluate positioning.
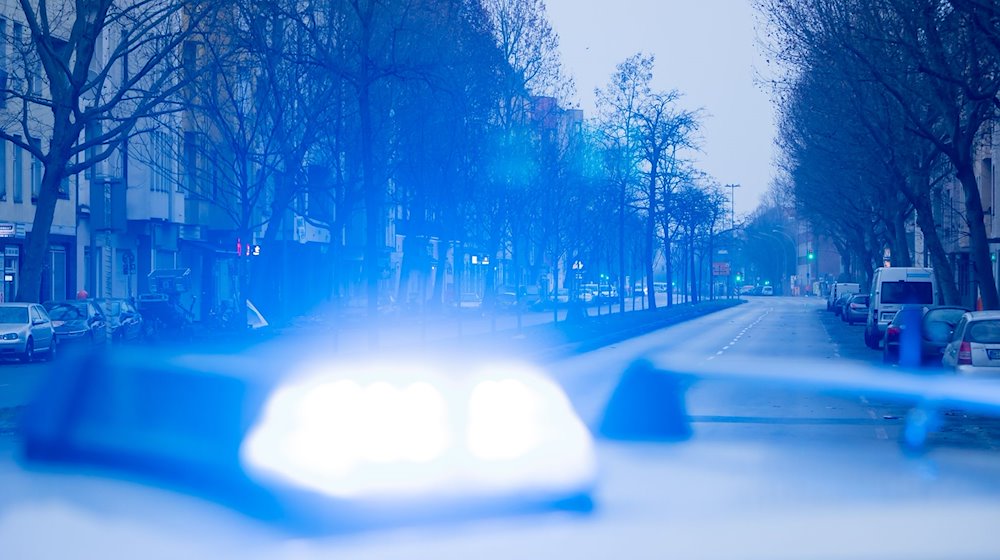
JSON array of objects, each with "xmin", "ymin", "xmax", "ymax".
[
  {"xmin": 43, "ymin": 300, "xmax": 109, "ymax": 347},
  {"xmin": 882, "ymin": 305, "xmax": 971, "ymax": 365},
  {"xmin": 833, "ymin": 292, "xmax": 852, "ymax": 317},
  {"xmin": 920, "ymin": 305, "xmax": 972, "ymax": 366},
  {"xmin": 96, "ymin": 298, "xmax": 144, "ymax": 343}
]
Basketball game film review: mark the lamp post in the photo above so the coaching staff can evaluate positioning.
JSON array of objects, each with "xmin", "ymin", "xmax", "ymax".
[{"xmin": 726, "ymin": 184, "xmax": 740, "ymax": 299}]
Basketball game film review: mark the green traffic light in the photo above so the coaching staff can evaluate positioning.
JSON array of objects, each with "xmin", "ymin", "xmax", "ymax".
[{"xmin": 807, "ymin": 252, "xmax": 815, "ymax": 260}]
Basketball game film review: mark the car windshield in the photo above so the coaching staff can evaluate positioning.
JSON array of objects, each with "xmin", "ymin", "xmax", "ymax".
[
  {"xmin": 44, "ymin": 303, "xmax": 86, "ymax": 321},
  {"xmin": 880, "ymin": 282, "xmax": 933, "ymax": 305},
  {"xmin": 0, "ymin": 307, "xmax": 28, "ymax": 324}
]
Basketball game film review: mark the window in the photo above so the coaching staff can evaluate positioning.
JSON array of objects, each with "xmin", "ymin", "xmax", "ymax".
[
  {"xmin": 12, "ymin": 134, "xmax": 22, "ymax": 203},
  {"xmin": 0, "ymin": 138, "xmax": 6, "ymax": 201},
  {"xmin": 968, "ymin": 321, "xmax": 1000, "ymax": 344},
  {"xmin": 150, "ymin": 132, "xmax": 170, "ymax": 192},
  {"xmin": 183, "ymin": 41, "xmax": 199, "ymax": 79},
  {"xmin": 85, "ymin": 119, "xmax": 101, "ymax": 180},
  {"xmin": 30, "ymin": 138, "xmax": 40, "ymax": 202},
  {"xmin": 880, "ymin": 281, "xmax": 933, "ymax": 305},
  {"xmin": 11, "ymin": 23, "xmax": 20, "ymax": 94},
  {"xmin": 0, "ymin": 18, "xmax": 8, "ymax": 96}
]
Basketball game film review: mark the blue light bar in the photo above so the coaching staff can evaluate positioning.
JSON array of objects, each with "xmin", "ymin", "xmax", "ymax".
[{"xmin": 18, "ymin": 348, "xmax": 595, "ymax": 528}]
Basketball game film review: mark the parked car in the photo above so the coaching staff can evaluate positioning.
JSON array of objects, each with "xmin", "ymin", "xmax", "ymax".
[
  {"xmin": 920, "ymin": 305, "xmax": 971, "ymax": 366},
  {"xmin": 96, "ymin": 298, "xmax": 144, "ymax": 343},
  {"xmin": 761, "ymin": 285, "xmax": 774, "ymax": 296},
  {"xmin": 842, "ymin": 293, "xmax": 870, "ymax": 325},
  {"xmin": 882, "ymin": 304, "xmax": 925, "ymax": 363},
  {"xmin": 0, "ymin": 302, "xmax": 57, "ymax": 362},
  {"xmin": 865, "ymin": 267, "xmax": 937, "ymax": 349},
  {"xmin": 833, "ymin": 292, "xmax": 853, "ymax": 317},
  {"xmin": 827, "ymin": 282, "xmax": 860, "ymax": 311},
  {"xmin": 942, "ymin": 310, "xmax": 1000, "ymax": 375},
  {"xmin": 43, "ymin": 300, "xmax": 109, "ymax": 347}
]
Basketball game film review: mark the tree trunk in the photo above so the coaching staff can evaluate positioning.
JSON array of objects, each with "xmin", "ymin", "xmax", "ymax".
[
  {"xmin": 913, "ymin": 196, "xmax": 959, "ymax": 305},
  {"xmin": 956, "ymin": 164, "xmax": 999, "ymax": 309},
  {"xmin": 17, "ymin": 163, "xmax": 67, "ymax": 302}
]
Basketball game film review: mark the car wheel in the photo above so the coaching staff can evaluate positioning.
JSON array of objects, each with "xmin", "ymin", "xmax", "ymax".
[
  {"xmin": 20, "ymin": 338, "xmax": 34, "ymax": 363},
  {"xmin": 45, "ymin": 338, "xmax": 57, "ymax": 361}
]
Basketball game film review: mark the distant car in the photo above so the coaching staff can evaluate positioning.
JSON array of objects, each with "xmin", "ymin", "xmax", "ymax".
[
  {"xmin": 833, "ymin": 292, "xmax": 853, "ymax": 317},
  {"xmin": 43, "ymin": 300, "xmax": 109, "ymax": 347},
  {"xmin": 739, "ymin": 285, "xmax": 756, "ymax": 295},
  {"xmin": 842, "ymin": 293, "xmax": 869, "ymax": 325},
  {"xmin": 0, "ymin": 302, "xmax": 57, "ymax": 362},
  {"xmin": 942, "ymin": 310, "xmax": 1000, "ymax": 376},
  {"xmin": 95, "ymin": 298, "xmax": 144, "ymax": 343},
  {"xmin": 458, "ymin": 293, "xmax": 482, "ymax": 309},
  {"xmin": 761, "ymin": 286, "xmax": 774, "ymax": 296}
]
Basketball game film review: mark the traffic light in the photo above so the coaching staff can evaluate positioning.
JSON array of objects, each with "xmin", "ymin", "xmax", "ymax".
[
  {"xmin": 735, "ymin": 273, "xmax": 743, "ymax": 282},
  {"xmin": 807, "ymin": 251, "xmax": 815, "ymax": 260}
]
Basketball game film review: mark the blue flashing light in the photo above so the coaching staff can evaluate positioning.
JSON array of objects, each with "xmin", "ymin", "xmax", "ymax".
[{"xmin": 20, "ymin": 349, "xmax": 596, "ymax": 526}]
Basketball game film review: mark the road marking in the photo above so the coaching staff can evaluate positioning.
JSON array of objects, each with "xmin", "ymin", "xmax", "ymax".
[
  {"xmin": 875, "ymin": 427, "xmax": 888, "ymax": 440},
  {"xmin": 716, "ymin": 351, "xmax": 723, "ymax": 355},
  {"xmin": 860, "ymin": 396, "xmax": 870, "ymax": 405},
  {"xmin": 723, "ymin": 345, "xmax": 730, "ymax": 350}
]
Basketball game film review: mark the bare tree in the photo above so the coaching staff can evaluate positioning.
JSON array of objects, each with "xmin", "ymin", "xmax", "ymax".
[{"xmin": 1, "ymin": 0, "xmax": 210, "ymax": 302}]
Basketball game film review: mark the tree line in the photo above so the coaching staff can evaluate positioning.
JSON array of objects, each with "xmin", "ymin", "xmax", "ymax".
[
  {"xmin": 6, "ymin": 0, "xmax": 729, "ymax": 317},
  {"xmin": 757, "ymin": 0, "xmax": 1000, "ymax": 306}
]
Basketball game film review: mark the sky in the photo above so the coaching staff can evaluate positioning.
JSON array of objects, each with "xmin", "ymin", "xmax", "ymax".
[{"xmin": 545, "ymin": 0, "xmax": 777, "ymax": 217}]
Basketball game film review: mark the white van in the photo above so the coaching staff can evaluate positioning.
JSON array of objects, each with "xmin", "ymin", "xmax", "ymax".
[
  {"xmin": 864, "ymin": 267, "xmax": 937, "ymax": 349},
  {"xmin": 827, "ymin": 282, "xmax": 860, "ymax": 311}
]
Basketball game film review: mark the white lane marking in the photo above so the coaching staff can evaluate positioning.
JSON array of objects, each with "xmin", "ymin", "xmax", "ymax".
[
  {"xmin": 875, "ymin": 427, "xmax": 888, "ymax": 440},
  {"xmin": 723, "ymin": 345, "xmax": 730, "ymax": 350},
  {"xmin": 866, "ymin": 409, "xmax": 878, "ymax": 420},
  {"xmin": 716, "ymin": 351, "xmax": 723, "ymax": 355},
  {"xmin": 860, "ymin": 396, "xmax": 870, "ymax": 405}
]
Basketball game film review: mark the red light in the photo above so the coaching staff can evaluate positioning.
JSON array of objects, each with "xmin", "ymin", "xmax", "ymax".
[
  {"xmin": 886, "ymin": 326, "xmax": 900, "ymax": 341},
  {"xmin": 236, "ymin": 238, "xmax": 242, "ymax": 256},
  {"xmin": 958, "ymin": 341, "xmax": 973, "ymax": 365}
]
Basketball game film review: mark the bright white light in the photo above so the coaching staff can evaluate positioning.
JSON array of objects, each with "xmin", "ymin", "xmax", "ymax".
[
  {"xmin": 240, "ymin": 358, "xmax": 595, "ymax": 502},
  {"xmin": 468, "ymin": 379, "xmax": 543, "ymax": 460}
]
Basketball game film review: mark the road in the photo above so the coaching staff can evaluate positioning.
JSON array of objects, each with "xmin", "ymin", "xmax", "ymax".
[
  {"xmin": 2, "ymin": 294, "xmax": 997, "ymax": 451},
  {"xmin": 4, "ymin": 295, "xmax": 1000, "ymax": 559}
]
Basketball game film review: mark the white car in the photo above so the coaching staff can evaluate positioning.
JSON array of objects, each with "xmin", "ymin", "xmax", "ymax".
[
  {"xmin": 761, "ymin": 286, "xmax": 774, "ymax": 296},
  {"xmin": 942, "ymin": 310, "xmax": 1000, "ymax": 376},
  {"xmin": 0, "ymin": 302, "xmax": 57, "ymax": 362}
]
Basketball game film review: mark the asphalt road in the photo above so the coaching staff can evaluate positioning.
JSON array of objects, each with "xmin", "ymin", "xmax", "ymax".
[
  {"xmin": 4, "ymin": 295, "xmax": 1000, "ymax": 559},
  {"xmin": 548, "ymin": 295, "xmax": 998, "ymax": 451}
]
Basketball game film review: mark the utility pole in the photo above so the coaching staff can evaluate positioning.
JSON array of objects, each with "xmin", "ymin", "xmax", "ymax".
[{"xmin": 726, "ymin": 183, "xmax": 740, "ymax": 298}]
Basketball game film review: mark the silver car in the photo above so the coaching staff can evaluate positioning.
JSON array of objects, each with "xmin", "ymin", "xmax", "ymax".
[
  {"xmin": 942, "ymin": 310, "xmax": 1000, "ymax": 375},
  {"xmin": 842, "ymin": 293, "xmax": 869, "ymax": 325},
  {"xmin": 0, "ymin": 302, "xmax": 57, "ymax": 362}
]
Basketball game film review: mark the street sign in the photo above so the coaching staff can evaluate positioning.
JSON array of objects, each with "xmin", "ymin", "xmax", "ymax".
[{"xmin": 712, "ymin": 262, "xmax": 731, "ymax": 276}]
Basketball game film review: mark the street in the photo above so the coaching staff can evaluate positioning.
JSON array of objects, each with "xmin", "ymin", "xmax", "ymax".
[
  {"xmin": 4, "ymin": 294, "xmax": 998, "ymax": 453},
  {"xmin": 5, "ymin": 294, "xmax": 1000, "ymax": 560}
]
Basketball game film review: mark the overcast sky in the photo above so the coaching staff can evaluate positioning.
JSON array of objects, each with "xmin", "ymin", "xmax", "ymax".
[{"xmin": 545, "ymin": 0, "xmax": 777, "ymax": 217}]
